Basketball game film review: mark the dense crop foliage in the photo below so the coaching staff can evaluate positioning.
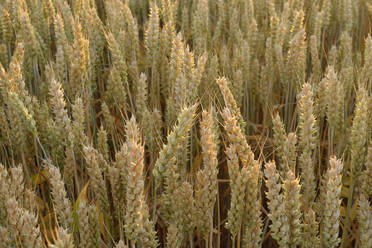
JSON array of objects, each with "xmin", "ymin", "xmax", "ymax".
[{"xmin": 0, "ymin": 0, "xmax": 371, "ymax": 247}]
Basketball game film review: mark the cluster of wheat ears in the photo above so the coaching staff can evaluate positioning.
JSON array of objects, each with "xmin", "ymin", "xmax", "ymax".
[{"xmin": 0, "ymin": 0, "xmax": 371, "ymax": 247}]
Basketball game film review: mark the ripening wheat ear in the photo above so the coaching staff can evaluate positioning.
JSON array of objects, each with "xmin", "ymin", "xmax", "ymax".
[
  {"xmin": 124, "ymin": 117, "xmax": 158, "ymax": 248},
  {"xmin": 242, "ymin": 160, "xmax": 262, "ymax": 248},
  {"xmin": 217, "ymin": 77, "xmax": 245, "ymax": 129},
  {"xmin": 9, "ymin": 164, "xmax": 25, "ymax": 202},
  {"xmin": 310, "ymin": 35, "xmax": 321, "ymax": 83},
  {"xmin": 324, "ymin": 66, "xmax": 344, "ymax": 139},
  {"xmin": 144, "ymin": 1, "xmax": 161, "ymax": 107},
  {"xmin": 361, "ymin": 35, "xmax": 372, "ymax": 85},
  {"xmin": 302, "ymin": 208, "xmax": 320, "ymax": 248},
  {"xmin": 221, "ymin": 107, "xmax": 254, "ymax": 167},
  {"xmin": 77, "ymin": 200, "xmax": 96, "ymax": 248},
  {"xmin": 6, "ymin": 197, "xmax": 43, "ymax": 248},
  {"xmin": 144, "ymin": 1, "xmax": 160, "ymax": 66},
  {"xmin": 272, "ymin": 113, "xmax": 287, "ymax": 166},
  {"xmin": 361, "ymin": 142, "xmax": 372, "ymax": 197},
  {"xmin": 195, "ymin": 108, "xmax": 219, "ymax": 239},
  {"xmin": 358, "ymin": 194, "xmax": 372, "ymax": 248},
  {"xmin": 0, "ymin": 226, "xmax": 11, "ymax": 247},
  {"xmin": 50, "ymin": 227, "xmax": 75, "ymax": 248},
  {"xmin": 225, "ymin": 145, "xmax": 249, "ymax": 242},
  {"xmin": 0, "ymin": 163, "xmax": 10, "ymax": 222},
  {"xmin": 46, "ymin": 160, "xmax": 73, "ymax": 229},
  {"xmin": 115, "ymin": 240, "xmax": 128, "ymax": 248},
  {"xmin": 264, "ymin": 161, "xmax": 289, "ymax": 247},
  {"xmin": 83, "ymin": 145, "xmax": 110, "ymax": 221},
  {"xmin": 166, "ymin": 33, "xmax": 187, "ymax": 127},
  {"xmin": 173, "ymin": 181, "xmax": 195, "ymax": 242},
  {"xmin": 272, "ymin": 113, "xmax": 297, "ymax": 173},
  {"xmin": 72, "ymin": 97, "xmax": 88, "ymax": 152},
  {"xmin": 320, "ymin": 156, "xmax": 343, "ymax": 248},
  {"xmin": 298, "ymin": 82, "xmax": 317, "ymax": 207},
  {"xmin": 153, "ymin": 104, "xmax": 196, "ymax": 189},
  {"xmin": 192, "ymin": 0, "xmax": 209, "ymax": 55},
  {"xmin": 350, "ymin": 87, "xmax": 368, "ymax": 191},
  {"xmin": 283, "ymin": 170, "xmax": 302, "ymax": 247},
  {"xmin": 49, "ymin": 75, "xmax": 72, "ymax": 146}
]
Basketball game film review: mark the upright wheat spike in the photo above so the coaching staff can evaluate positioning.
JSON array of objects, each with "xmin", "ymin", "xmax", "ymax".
[
  {"xmin": 175, "ymin": 181, "xmax": 195, "ymax": 240},
  {"xmin": 320, "ymin": 156, "xmax": 343, "ymax": 248},
  {"xmin": 47, "ymin": 160, "xmax": 72, "ymax": 229},
  {"xmin": 195, "ymin": 108, "xmax": 218, "ymax": 239},
  {"xmin": 358, "ymin": 194, "xmax": 372, "ymax": 248},
  {"xmin": 221, "ymin": 108, "xmax": 254, "ymax": 167},
  {"xmin": 272, "ymin": 113, "xmax": 287, "ymax": 167},
  {"xmin": 324, "ymin": 66, "xmax": 344, "ymax": 137},
  {"xmin": 298, "ymin": 83, "xmax": 317, "ymax": 206},
  {"xmin": 225, "ymin": 145, "xmax": 249, "ymax": 241},
  {"xmin": 350, "ymin": 87, "xmax": 368, "ymax": 192},
  {"xmin": 77, "ymin": 200, "xmax": 91, "ymax": 248},
  {"xmin": 153, "ymin": 104, "xmax": 196, "ymax": 189},
  {"xmin": 302, "ymin": 208, "xmax": 320, "ymax": 248},
  {"xmin": 49, "ymin": 76, "xmax": 72, "ymax": 146},
  {"xmin": 83, "ymin": 146, "xmax": 109, "ymax": 217},
  {"xmin": 0, "ymin": 163, "xmax": 10, "ymax": 224},
  {"xmin": 124, "ymin": 117, "xmax": 158, "ymax": 247},
  {"xmin": 264, "ymin": 161, "xmax": 289, "ymax": 247},
  {"xmin": 217, "ymin": 77, "xmax": 245, "ymax": 129},
  {"xmin": 242, "ymin": 160, "xmax": 262, "ymax": 248},
  {"xmin": 283, "ymin": 170, "xmax": 302, "ymax": 246},
  {"xmin": 166, "ymin": 222, "xmax": 183, "ymax": 248},
  {"xmin": 361, "ymin": 142, "xmax": 372, "ymax": 197}
]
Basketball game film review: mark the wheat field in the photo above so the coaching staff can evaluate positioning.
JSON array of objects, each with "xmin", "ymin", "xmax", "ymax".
[{"xmin": 0, "ymin": 0, "xmax": 371, "ymax": 247}]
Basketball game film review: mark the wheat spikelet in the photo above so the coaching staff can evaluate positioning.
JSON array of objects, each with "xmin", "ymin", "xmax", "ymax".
[
  {"xmin": 115, "ymin": 240, "xmax": 127, "ymax": 248},
  {"xmin": 50, "ymin": 227, "xmax": 75, "ymax": 248}
]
